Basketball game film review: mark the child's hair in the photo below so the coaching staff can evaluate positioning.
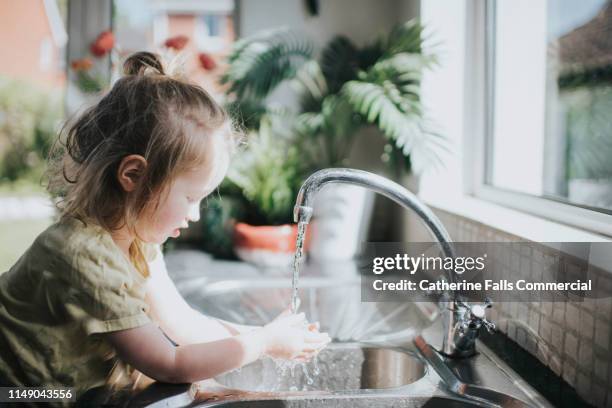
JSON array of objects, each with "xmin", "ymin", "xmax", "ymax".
[{"xmin": 45, "ymin": 51, "xmax": 237, "ymax": 270}]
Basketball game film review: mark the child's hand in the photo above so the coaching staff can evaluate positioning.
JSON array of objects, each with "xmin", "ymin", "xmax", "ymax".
[
  {"xmin": 271, "ymin": 306, "xmax": 323, "ymax": 345},
  {"xmin": 261, "ymin": 312, "xmax": 331, "ymax": 361},
  {"xmin": 271, "ymin": 299, "xmax": 301, "ymax": 322}
]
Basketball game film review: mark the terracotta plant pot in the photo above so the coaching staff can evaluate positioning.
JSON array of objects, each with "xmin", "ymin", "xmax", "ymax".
[{"xmin": 233, "ymin": 222, "xmax": 310, "ymax": 268}]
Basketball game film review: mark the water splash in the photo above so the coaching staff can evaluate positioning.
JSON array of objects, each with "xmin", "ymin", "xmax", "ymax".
[
  {"xmin": 302, "ymin": 364, "xmax": 314, "ymax": 385},
  {"xmin": 291, "ymin": 222, "xmax": 308, "ymax": 313},
  {"xmin": 261, "ymin": 356, "xmax": 321, "ymax": 391},
  {"xmin": 312, "ymin": 355, "xmax": 321, "ymax": 375}
]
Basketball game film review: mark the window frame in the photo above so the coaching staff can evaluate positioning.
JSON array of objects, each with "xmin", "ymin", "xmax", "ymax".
[{"xmin": 466, "ymin": 0, "xmax": 612, "ymax": 237}]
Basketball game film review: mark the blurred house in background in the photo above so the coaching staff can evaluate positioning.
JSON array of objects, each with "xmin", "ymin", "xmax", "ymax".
[
  {"xmin": 0, "ymin": 0, "xmax": 67, "ymax": 272},
  {"xmin": 545, "ymin": 1, "xmax": 612, "ymax": 209},
  {"xmin": 0, "ymin": 0, "xmax": 67, "ymax": 89},
  {"xmin": 115, "ymin": 0, "xmax": 235, "ymax": 95}
]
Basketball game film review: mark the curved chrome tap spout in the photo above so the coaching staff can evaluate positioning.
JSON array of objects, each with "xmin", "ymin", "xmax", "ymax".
[
  {"xmin": 294, "ymin": 168, "xmax": 456, "ymax": 278},
  {"xmin": 294, "ymin": 168, "xmax": 492, "ymax": 357}
]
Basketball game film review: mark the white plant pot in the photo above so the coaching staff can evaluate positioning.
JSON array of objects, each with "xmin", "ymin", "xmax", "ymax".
[
  {"xmin": 308, "ymin": 184, "xmax": 375, "ymax": 261},
  {"xmin": 568, "ymin": 179, "xmax": 612, "ymax": 209}
]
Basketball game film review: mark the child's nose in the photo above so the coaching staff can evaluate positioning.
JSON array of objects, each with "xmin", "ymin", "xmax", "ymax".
[{"xmin": 188, "ymin": 203, "xmax": 200, "ymax": 222}]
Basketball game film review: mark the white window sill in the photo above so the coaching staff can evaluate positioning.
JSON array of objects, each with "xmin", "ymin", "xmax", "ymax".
[{"xmin": 420, "ymin": 193, "xmax": 611, "ymax": 243}]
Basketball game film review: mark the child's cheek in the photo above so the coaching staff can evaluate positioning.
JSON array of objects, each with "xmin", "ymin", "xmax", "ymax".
[{"xmin": 161, "ymin": 198, "xmax": 188, "ymax": 228}]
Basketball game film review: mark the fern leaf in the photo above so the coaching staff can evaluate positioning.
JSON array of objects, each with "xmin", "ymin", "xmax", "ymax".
[
  {"xmin": 320, "ymin": 36, "xmax": 360, "ymax": 93},
  {"xmin": 222, "ymin": 28, "xmax": 314, "ymax": 100}
]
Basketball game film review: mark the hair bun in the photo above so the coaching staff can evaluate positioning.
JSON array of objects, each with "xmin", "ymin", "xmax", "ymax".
[{"xmin": 123, "ymin": 51, "xmax": 165, "ymax": 76}]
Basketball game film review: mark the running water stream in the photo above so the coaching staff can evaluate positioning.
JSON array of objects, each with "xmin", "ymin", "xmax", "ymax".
[{"xmin": 291, "ymin": 221, "xmax": 308, "ymax": 313}]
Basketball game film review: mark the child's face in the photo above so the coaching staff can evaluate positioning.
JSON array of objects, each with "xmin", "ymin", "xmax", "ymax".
[{"xmin": 138, "ymin": 155, "xmax": 228, "ymax": 244}]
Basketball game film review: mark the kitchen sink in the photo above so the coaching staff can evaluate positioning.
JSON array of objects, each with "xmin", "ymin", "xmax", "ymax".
[
  {"xmin": 183, "ymin": 343, "xmax": 469, "ymax": 408},
  {"xmin": 141, "ymin": 257, "xmax": 553, "ymax": 408},
  {"xmin": 215, "ymin": 343, "xmax": 426, "ymax": 393}
]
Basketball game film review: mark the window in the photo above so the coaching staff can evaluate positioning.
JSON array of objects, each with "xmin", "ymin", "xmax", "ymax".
[
  {"xmin": 113, "ymin": 0, "xmax": 236, "ymax": 95},
  {"xmin": 475, "ymin": 0, "xmax": 612, "ymax": 234},
  {"xmin": 201, "ymin": 14, "xmax": 222, "ymax": 37}
]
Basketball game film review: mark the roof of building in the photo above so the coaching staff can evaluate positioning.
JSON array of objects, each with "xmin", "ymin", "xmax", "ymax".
[{"xmin": 556, "ymin": 1, "xmax": 612, "ymax": 82}]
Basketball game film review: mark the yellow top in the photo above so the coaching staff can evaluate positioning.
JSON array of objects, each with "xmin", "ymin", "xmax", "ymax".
[{"xmin": 0, "ymin": 217, "xmax": 157, "ymax": 401}]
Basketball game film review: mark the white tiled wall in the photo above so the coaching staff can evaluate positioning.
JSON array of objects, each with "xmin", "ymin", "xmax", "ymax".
[{"xmin": 406, "ymin": 207, "xmax": 612, "ymax": 407}]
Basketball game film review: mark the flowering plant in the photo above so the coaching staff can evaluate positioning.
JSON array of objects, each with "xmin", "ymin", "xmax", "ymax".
[{"xmin": 70, "ymin": 32, "xmax": 217, "ymax": 94}]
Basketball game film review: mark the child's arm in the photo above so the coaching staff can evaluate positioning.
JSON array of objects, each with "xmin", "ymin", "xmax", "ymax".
[
  {"xmin": 145, "ymin": 246, "xmax": 258, "ymax": 344},
  {"xmin": 215, "ymin": 319, "xmax": 259, "ymax": 335},
  {"xmin": 104, "ymin": 322, "xmax": 264, "ymax": 383},
  {"xmin": 103, "ymin": 312, "xmax": 329, "ymax": 384},
  {"xmin": 146, "ymin": 250, "xmax": 232, "ymax": 344}
]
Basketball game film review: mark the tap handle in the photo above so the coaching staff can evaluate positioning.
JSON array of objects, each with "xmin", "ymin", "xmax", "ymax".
[
  {"xmin": 468, "ymin": 301, "xmax": 496, "ymax": 334},
  {"xmin": 481, "ymin": 318, "xmax": 496, "ymax": 334},
  {"xmin": 455, "ymin": 298, "xmax": 495, "ymax": 333}
]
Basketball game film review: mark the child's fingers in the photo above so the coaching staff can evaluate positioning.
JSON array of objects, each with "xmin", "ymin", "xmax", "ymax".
[
  {"xmin": 304, "ymin": 330, "xmax": 330, "ymax": 340},
  {"xmin": 306, "ymin": 342, "xmax": 329, "ymax": 353},
  {"xmin": 281, "ymin": 299, "xmax": 300, "ymax": 315},
  {"xmin": 279, "ymin": 312, "xmax": 306, "ymax": 326},
  {"xmin": 281, "ymin": 299, "xmax": 299, "ymax": 315},
  {"xmin": 307, "ymin": 322, "xmax": 320, "ymax": 331},
  {"xmin": 304, "ymin": 331, "xmax": 331, "ymax": 343},
  {"xmin": 295, "ymin": 351, "xmax": 316, "ymax": 361}
]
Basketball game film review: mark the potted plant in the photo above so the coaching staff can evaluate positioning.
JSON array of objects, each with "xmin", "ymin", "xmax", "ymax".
[
  {"xmin": 222, "ymin": 20, "xmax": 446, "ymax": 173},
  {"xmin": 219, "ymin": 116, "xmax": 312, "ymax": 267},
  {"xmin": 213, "ymin": 20, "xmax": 446, "ymax": 262}
]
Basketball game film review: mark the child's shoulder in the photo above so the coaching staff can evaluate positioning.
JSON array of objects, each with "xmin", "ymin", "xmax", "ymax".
[
  {"xmin": 38, "ymin": 216, "xmax": 107, "ymax": 249},
  {"xmin": 25, "ymin": 217, "xmax": 157, "ymax": 283},
  {"xmin": 31, "ymin": 217, "xmax": 123, "ymax": 270},
  {"xmin": 2, "ymin": 217, "xmax": 134, "ymax": 296}
]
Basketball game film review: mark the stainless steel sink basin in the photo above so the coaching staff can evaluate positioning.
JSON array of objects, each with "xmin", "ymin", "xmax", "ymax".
[
  {"xmin": 179, "ymin": 276, "xmax": 437, "ymax": 344},
  {"xmin": 161, "ymin": 261, "xmax": 551, "ymax": 408},
  {"xmin": 164, "ymin": 342, "xmax": 446, "ymax": 408},
  {"xmin": 215, "ymin": 343, "xmax": 426, "ymax": 393}
]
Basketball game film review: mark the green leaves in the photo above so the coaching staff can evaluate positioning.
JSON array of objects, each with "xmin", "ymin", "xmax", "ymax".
[
  {"xmin": 383, "ymin": 19, "xmax": 426, "ymax": 57},
  {"xmin": 566, "ymin": 86, "xmax": 612, "ymax": 179},
  {"xmin": 0, "ymin": 76, "xmax": 63, "ymax": 183},
  {"xmin": 343, "ymin": 52, "xmax": 445, "ymax": 173},
  {"xmin": 294, "ymin": 94, "xmax": 361, "ymax": 166},
  {"xmin": 221, "ymin": 28, "xmax": 313, "ymax": 99},
  {"xmin": 293, "ymin": 60, "xmax": 328, "ymax": 113},
  {"xmin": 227, "ymin": 116, "xmax": 305, "ymax": 225},
  {"xmin": 320, "ymin": 36, "xmax": 360, "ymax": 94},
  {"xmin": 343, "ymin": 55, "xmax": 422, "ymax": 140},
  {"xmin": 220, "ymin": 19, "xmax": 447, "ymax": 223}
]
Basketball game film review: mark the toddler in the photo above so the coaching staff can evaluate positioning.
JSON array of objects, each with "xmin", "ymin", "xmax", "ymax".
[{"xmin": 0, "ymin": 51, "xmax": 329, "ymax": 402}]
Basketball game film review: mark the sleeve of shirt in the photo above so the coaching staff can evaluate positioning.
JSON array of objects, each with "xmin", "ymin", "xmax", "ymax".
[{"xmin": 65, "ymin": 243, "xmax": 152, "ymax": 335}]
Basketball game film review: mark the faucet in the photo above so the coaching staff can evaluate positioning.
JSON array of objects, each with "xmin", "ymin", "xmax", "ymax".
[{"xmin": 293, "ymin": 168, "xmax": 495, "ymax": 358}]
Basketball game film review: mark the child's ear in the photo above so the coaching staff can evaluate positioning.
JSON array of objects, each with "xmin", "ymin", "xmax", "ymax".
[{"xmin": 117, "ymin": 154, "xmax": 147, "ymax": 192}]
